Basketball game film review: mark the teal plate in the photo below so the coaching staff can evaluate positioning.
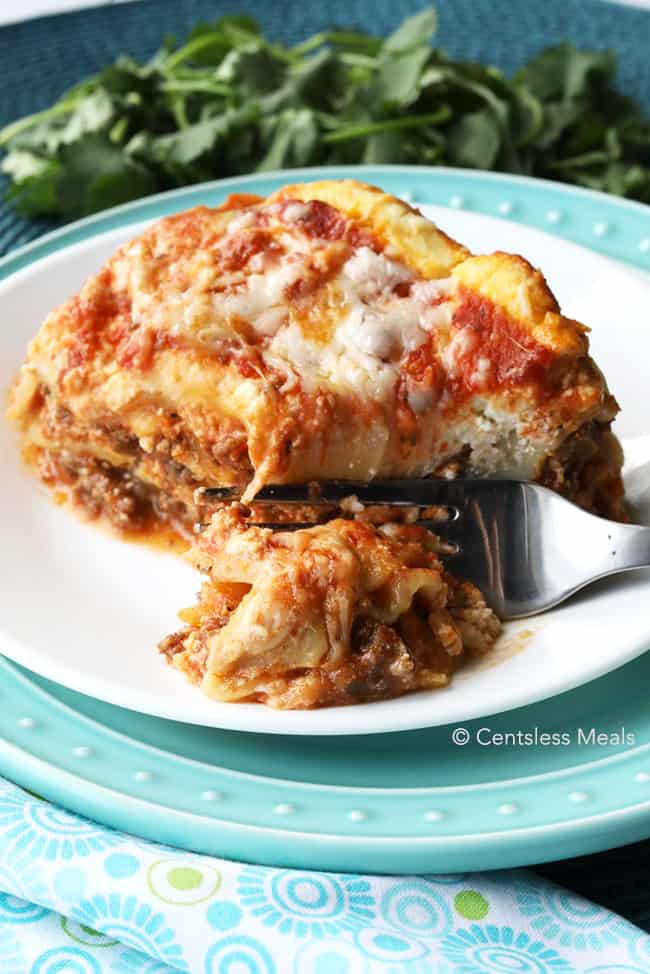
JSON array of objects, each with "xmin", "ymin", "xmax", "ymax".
[
  {"xmin": 1, "ymin": 653, "xmax": 650, "ymax": 874},
  {"xmin": 1, "ymin": 166, "xmax": 650, "ymax": 873}
]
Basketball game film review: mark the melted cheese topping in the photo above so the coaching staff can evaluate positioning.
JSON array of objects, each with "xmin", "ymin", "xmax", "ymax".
[
  {"xmin": 220, "ymin": 260, "xmax": 301, "ymax": 334},
  {"xmin": 113, "ymin": 200, "xmax": 456, "ymax": 402},
  {"xmin": 219, "ymin": 228, "xmax": 454, "ymax": 398}
]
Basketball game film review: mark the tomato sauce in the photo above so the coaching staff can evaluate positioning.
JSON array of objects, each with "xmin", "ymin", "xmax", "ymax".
[
  {"xmin": 60, "ymin": 269, "xmax": 132, "ymax": 381},
  {"xmin": 218, "ymin": 230, "xmax": 282, "ymax": 272},
  {"xmin": 277, "ymin": 198, "xmax": 377, "ymax": 249},
  {"xmin": 452, "ymin": 286, "xmax": 554, "ymax": 391}
]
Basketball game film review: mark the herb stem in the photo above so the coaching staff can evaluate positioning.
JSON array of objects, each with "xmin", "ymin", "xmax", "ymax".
[
  {"xmin": 548, "ymin": 150, "xmax": 613, "ymax": 170},
  {"xmin": 292, "ymin": 30, "xmax": 381, "ymax": 56},
  {"xmin": 291, "ymin": 32, "xmax": 329, "ymax": 55},
  {"xmin": 161, "ymin": 80, "xmax": 232, "ymax": 96},
  {"xmin": 339, "ymin": 53, "xmax": 377, "ymax": 68},
  {"xmin": 323, "ymin": 108, "xmax": 451, "ymax": 143},
  {"xmin": 165, "ymin": 34, "xmax": 224, "ymax": 71},
  {"xmin": 0, "ymin": 101, "xmax": 75, "ymax": 147}
]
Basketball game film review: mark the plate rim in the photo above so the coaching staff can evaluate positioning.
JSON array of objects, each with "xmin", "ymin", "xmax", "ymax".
[
  {"xmin": 2, "ymin": 163, "xmax": 650, "ymax": 281},
  {"xmin": 1, "ymin": 164, "xmax": 650, "ymax": 736}
]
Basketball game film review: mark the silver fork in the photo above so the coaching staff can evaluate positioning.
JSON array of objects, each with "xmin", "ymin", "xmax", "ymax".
[{"xmin": 203, "ymin": 480, "xmax": 650, "ymax": 619}]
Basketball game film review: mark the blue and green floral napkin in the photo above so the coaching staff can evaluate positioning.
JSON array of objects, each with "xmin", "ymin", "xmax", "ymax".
[{"xmin": 0, "ymin": 777, "xmax": 648, "ymax": 972}]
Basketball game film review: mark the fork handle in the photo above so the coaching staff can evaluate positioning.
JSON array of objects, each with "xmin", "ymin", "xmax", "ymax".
[{"xmin": 612, "ymin": 521, "xmax": 650, "ymax": 574}]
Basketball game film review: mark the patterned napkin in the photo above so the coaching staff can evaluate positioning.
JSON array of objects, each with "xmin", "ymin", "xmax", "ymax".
[{"xmin": 0, "ymin": 778, "xmax": 648, "ymax": 972}]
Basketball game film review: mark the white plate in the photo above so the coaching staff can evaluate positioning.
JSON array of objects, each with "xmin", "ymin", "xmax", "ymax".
[{"xmin": 1, "ymin": 205, "xmax": 649, "ymax": 735}]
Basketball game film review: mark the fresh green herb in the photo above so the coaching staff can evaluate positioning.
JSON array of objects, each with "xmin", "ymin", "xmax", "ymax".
[{"xmin": 2, "ymin": 7, "xmax": 649, "ymax": 219}]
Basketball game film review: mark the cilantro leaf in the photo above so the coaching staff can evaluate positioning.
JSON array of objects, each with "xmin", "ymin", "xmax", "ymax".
[{"xmin": 1, "ymin": 6, "xmax": 649, "ymax": 220}]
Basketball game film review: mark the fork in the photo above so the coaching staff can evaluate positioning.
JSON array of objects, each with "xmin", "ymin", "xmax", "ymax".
[{"xmin": 204, "ymin": 480, "xmax": 650, "ymax": 619}]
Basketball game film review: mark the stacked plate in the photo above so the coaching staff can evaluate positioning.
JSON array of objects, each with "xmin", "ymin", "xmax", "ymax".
[{"xmin": 1, "ymin": 166, "xmax": 649, "ymax": 872}]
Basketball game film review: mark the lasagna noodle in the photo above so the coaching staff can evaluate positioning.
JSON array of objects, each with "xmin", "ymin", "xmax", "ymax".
[{"xmin": 159, "ymin": 509, "xmax": 502, "ymax": 708}]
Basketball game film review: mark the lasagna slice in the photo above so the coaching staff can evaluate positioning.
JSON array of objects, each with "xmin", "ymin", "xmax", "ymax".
[
  {"xmin": 159, "ymin": 508, "xmax": 501, "ymax": 708},
  {"xmin": 8, "ymin": 178, "xmax": 625, "ymax": 537},
  {"xmin": 7, "ymin": 178, "xmax": 625, "ymax": 707}
]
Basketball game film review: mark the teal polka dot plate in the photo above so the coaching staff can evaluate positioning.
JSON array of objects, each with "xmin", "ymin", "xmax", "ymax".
[
  {"xmin": 1, "ymin": 649, "xmax": 650, "ymax": 873},
  {"xmin": 0, "ymin": 166, "xmax": 649, "ymax": 872}
]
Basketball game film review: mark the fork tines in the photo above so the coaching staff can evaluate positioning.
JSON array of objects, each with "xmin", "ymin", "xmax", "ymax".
[{"xmin": 200, "ymin": 479, "xmax": 460, "ymax": 519}]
